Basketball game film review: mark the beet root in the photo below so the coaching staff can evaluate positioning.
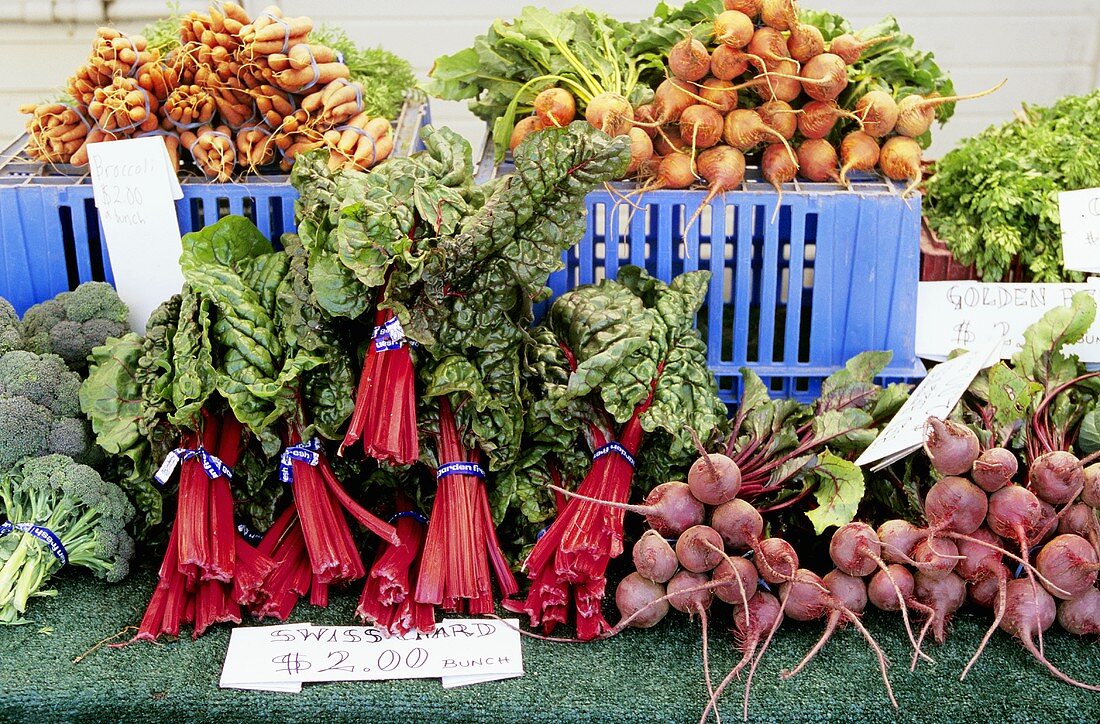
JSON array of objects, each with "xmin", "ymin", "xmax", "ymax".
[
  {"xmin": 1001, "ymin": 578, "xmax": 1100, "ymax": 691},
  {"xmin": 924, "ymin": 417, "xmax": 980, "ymax": 475},
  {"xmin": 914, "ymin": 571, "xmax": 966, "ymax": 645},
  {"xmin": 632, "ymin": 529, "xmax": 679, "ymax": 584},
  {"xmin": 1035, "ymin": 533, "xmax": 1099, "ymax": 599},
  {"xmin": 972, "ymin": 447, "xmax": 1018, "ymax": 493},
  {"xmin": 1057, "ymin": 586, "xmax": 1100, "ymax": 636},
  {"xmin": 615, "ymin": 572, "xmax": 669, "ymax": 628},
  {"xmin": 688, "ymin": 452, "xmax": 742, "ymax": 505},
  {"xmin": 925, "ymin": 475, "xmax": 988, "ymax": 536},
  {"xmin": 1029, "ymin": 451, "xmax": 1086, "ymax": 506}
]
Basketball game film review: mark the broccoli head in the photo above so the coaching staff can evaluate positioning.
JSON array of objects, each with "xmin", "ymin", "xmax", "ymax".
[
  {"xmin": 20, "ymin": 282, "xmax": 130, "ymax": 372},
  {"xmin": 0, "ymin": 351, "xmax": 93, "ymax": 470},
  {"xmin": 0, "ymin": 350, "xmax": 82, "ymax": 417},
  {"xmin": 0, "ymin": 298, "xmax": 22, "ymax": 355},
  {"xmin": 0, "ymin": 455, "xmax": 136, "ymax": 611},
  {"xmin": 0, "ymin": 397, "xmax": 53, "ymax": 469}
]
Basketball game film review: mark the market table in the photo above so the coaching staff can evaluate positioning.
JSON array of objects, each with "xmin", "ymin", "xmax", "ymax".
[{"xmin": 0, "ymin": 567, "xmax": 1096, "ymax": 723}]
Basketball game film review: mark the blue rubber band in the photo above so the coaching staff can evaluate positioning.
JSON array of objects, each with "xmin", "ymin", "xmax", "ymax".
[
  {"xmin": 261, "ymin": 12, "xmax": 293, "ymax": 55},
  {"xmin": 279, "ymin": 438, "xmax": 322, "ymax": 484},
  {"xmin": 0, "ymin": 521, "xmax": 69, "ymax": 566},
  {"xmin": 388, "ymin": 510, "xmax": 429, "ymax": 526},
  {"xmin": 437, "ymin": 462, "xmax": 485, "ymax": 480},
  {"xmin": 592, "ymin": 442, "xmax": 635, "ymax": 469},
  {"xmin": 95, "ymin": 86, "xmax": 151, "ymax": 134},
  {"xmin": 373, "ymin": 315, "xmax": 408, "ymax": 352},
  {"xmin": 154, "ymin": 447, "xmax": 233, "ymax": 486}
]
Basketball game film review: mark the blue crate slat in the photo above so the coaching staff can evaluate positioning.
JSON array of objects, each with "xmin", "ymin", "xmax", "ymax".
[{"xmin": 0, "ymin": 98, "xmax": 430, "ymax": 315}]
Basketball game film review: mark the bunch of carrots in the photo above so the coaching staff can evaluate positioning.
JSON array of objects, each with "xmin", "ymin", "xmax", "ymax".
[{"xmin": 20, "ymin": 3, "xmax": 400, "ymax": 178}]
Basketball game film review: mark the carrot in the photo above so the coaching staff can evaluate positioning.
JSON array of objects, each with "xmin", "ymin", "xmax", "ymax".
[
  {"xmin": 289, "ymin": 44, "xmax": 340, "ymax": 69},
  {"xmin": 254, "ymin": 17, "xmax": 312, "ymax": 43},
  {"xmin": 273, "ymin": 63, "xmax": 349, "ymax": 93}
]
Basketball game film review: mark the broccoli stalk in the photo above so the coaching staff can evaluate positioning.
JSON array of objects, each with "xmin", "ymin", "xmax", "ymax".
[{"xmin": 0, "ymin": 454, "xmax": 134, "ymax": 623}]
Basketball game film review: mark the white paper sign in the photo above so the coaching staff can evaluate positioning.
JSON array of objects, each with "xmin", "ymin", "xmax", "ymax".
[
  {"xmin": 855, "ymin": 340, "xmax": 1001, "ymax": 471},
  {"xmin": 219, "ymin": 619, "xmax": 523, "ymax": 689},
  {"xmin": 1059, "ymin": 188, "xmax": 1100, "ymax": 273},
  {"xmin": 915, "ymin": 281, "xmax": 1100, "ymax": 362},
  {"xmin": 86, "ymin": 136, "xmax": 185, "ymax": 334}
]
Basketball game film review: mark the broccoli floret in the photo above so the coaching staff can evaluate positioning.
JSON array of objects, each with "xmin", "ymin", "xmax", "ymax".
[
  {"xmin": 0, "ymin": 350, "xmax": 81, "ymax": 417},
  {"xmin": 0, "ymin": 455, "xmax": 136, "ymax": 619},
  {"xmin": 20, "ymin": 283, "xmax": 130, "ymax": 372},
  {"xmin": 0, "ymin": 397, "xmax": 52, "ymax": 469},
  {"xmin": 48, "ymin": 416, "xmax": 93, "ymax": 462},
  {"xmin": 0, "ymin": 350, "xmax": 92, "ymax": 470},
  {"xmin": 0, "ymin": 298, "xmax": 22, "ymax": 355}
]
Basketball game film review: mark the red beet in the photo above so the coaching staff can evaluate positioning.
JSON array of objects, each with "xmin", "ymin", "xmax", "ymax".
[
  {"xmin": 713, "ymin": 555, "xmax": 758, "ymax": 607},
  {"xmin": 688, "ymin": 452, "xmax": 742, "ymax": 505},
  {"xmin": 1035, "ymin": 534, "xmax": 1099, "ymax": 599},
  {"xmin": 615, "ymin": 572, "xmax": 669, "ymax": 628},
  {"xmin": 924, "ymin": 418, "xmax": 980, "ymax": 475},
  {"xmin": 1057, "ymin": 587, "xmax": 1100, "ymax": 636},
  {"xmin": 878, "ymin": 519, "xmax": 924, "ymax": 564},
  {"xmin": 829, "ymin": 522, "xmax": 881, "ymax": 577},
  {"xmin": 925, "ymin": 476, "xmax": 988, "ymax": 536},
  {"xmin": 704, "ymin": 590, "xmax": 783, "ymax": 723},
  {"xmin": 1084, "ymin": 464, "xmax": 1100, "ymax": 508},
  {"xmin": 972, "ymin": 447, "xmax": 1018, "ymax": 493},
  {"xmin": 675, "ymin": 525, "xmax": 726, "ymax": 573},
  {"xmin": 1029, "ymin": 451, "xmax": 1086, "ymax": 506},
  {"xmin": 710, "ymin": 498, "xmax": 764, "ymax": 551},
  {"xmin": 914, "ymin": 571, "xmax": 966, "ymax": 644},
  {"xmin": 780, "ymin": 569, "xmax": 896, "ymax": 708},
  {"xmin": 632, "ymin": 529, "xmax": 678, "ymax": 584},
  {"xmin": 1000, "ymin": 578, "xmax": 1100, "ymax": 690},
  {"xmin": 911, "ymin": 537, "xmax": 961, "ymax": 580},
  {"xmin": 755, "ymin": 537, "xmax": 798, "ymax": 584},
  {"xmin": 551, "ymin": 480, "xmax": 705, "ymax": 538}
]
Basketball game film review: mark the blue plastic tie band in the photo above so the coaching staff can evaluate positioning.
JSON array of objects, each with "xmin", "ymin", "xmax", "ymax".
[
  {"xmin": 154, "ymin": 447, "xmax": 232, "ymax": 486},
  {"xmin": 436, "ymin": 462, "xmax": 485, "ymax": 480},
  {"xmin": 0, "ymin": 521, "xmax": 68, "ymax": 566},
  {"xmin": 592, "ymin": 442, "xmax": 635, "ymax": 469},
  {"xmin": 373, "ymin": 315, "xmax": 407, "ymax": 352},
  {"xmin": 388, "ymin": 510, "xmax": 429, "ymax": 526},
  {"xmin": 279, "ymin": 438, "xmax": 322, "ymax": 484}
]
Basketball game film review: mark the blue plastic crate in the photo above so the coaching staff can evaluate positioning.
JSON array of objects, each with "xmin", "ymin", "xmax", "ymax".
[
  {"xmin": 0, "ymin": 98, "xmax": 431, "ymax": 315},
  {"xmin": 477, "ymin": 137, "xmax": 925, "ymax": 403}
]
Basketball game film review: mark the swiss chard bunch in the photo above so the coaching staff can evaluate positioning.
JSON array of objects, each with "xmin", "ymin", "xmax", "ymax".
[
  {"xmin": 290, "ymin": 127, "xmax": 482, "ymax": 466},
  {"xmin": 925, "ymin": 90, "xmax": 1100, "ymax": 282},
  {"xmin": 505, "ymin": 266, "xmax": 727, "ymax": 639},
  {"xmin": 401, "ymin": 122, "xmax": 631, "ymax": 615}
]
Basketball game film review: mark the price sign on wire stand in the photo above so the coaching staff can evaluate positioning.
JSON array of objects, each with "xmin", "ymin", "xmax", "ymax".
[
  {"xmin": 855, "ymin": 339, "xmax": 1002, "ymax": 471},
  {"xmin": 1059, "ymin": 188, "xmax": 1100, "ymax": 274},
  {"xmin": 86, "ymin": 136, "xmax": 184, "ymax": 333}
]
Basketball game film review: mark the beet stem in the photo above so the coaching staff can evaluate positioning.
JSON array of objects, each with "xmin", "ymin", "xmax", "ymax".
[
  {"xmin": 959, "ymin": 573, "xmax": 1006, "ymax": 680},
  {"xmin": 843, "ymin": 609, "xmax": 898, "ymax": 709},
  {"xmin": 780, "ymin": 610, "xmax": 839, "ymax": 679},
  {"xmin": 908, "ymin": 599, "xmax": 937, "ymax": 671},
  {"xmin": 743, "ymin": 587, "xmax": 786, "ymax": 722},
  {"xmin": 870, "ymin": 554, "xmax": 933, "ymax": 665},
  {"xmin": 698, "ymin": 606, "xmax": 720, "ymax": 724},
  {"xmin": 1019, "ymin": 635, "xmax": 1100, "ymax": 691}
]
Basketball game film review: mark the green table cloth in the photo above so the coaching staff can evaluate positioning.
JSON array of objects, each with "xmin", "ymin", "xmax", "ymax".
[{"xmin": 1, "ymin": 568, "xmax": 1097, "ymax": 723}]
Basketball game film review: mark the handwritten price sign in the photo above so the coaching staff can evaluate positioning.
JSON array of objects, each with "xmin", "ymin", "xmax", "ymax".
[
  {"xmin": 916, "ymin": 282, "xmax": 1100, "ymax": 363},
  {"xmin": 1059, "ymin": 188, "xmax": 1100, "ymax": 273},
  {"xmin": 220, "ymin": 620, "xmax": 523, "ymax": 689}
]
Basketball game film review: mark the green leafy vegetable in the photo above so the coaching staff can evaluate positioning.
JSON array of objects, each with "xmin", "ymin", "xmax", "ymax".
[{"xmin": 926, "ymin": 90, "xmax": 1100, "ymax": 281}]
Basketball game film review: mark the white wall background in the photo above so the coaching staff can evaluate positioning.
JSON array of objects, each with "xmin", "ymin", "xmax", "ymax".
[{"xmin": 2, "ymin": 0, "xmax": 1098, "ymax": 157}]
